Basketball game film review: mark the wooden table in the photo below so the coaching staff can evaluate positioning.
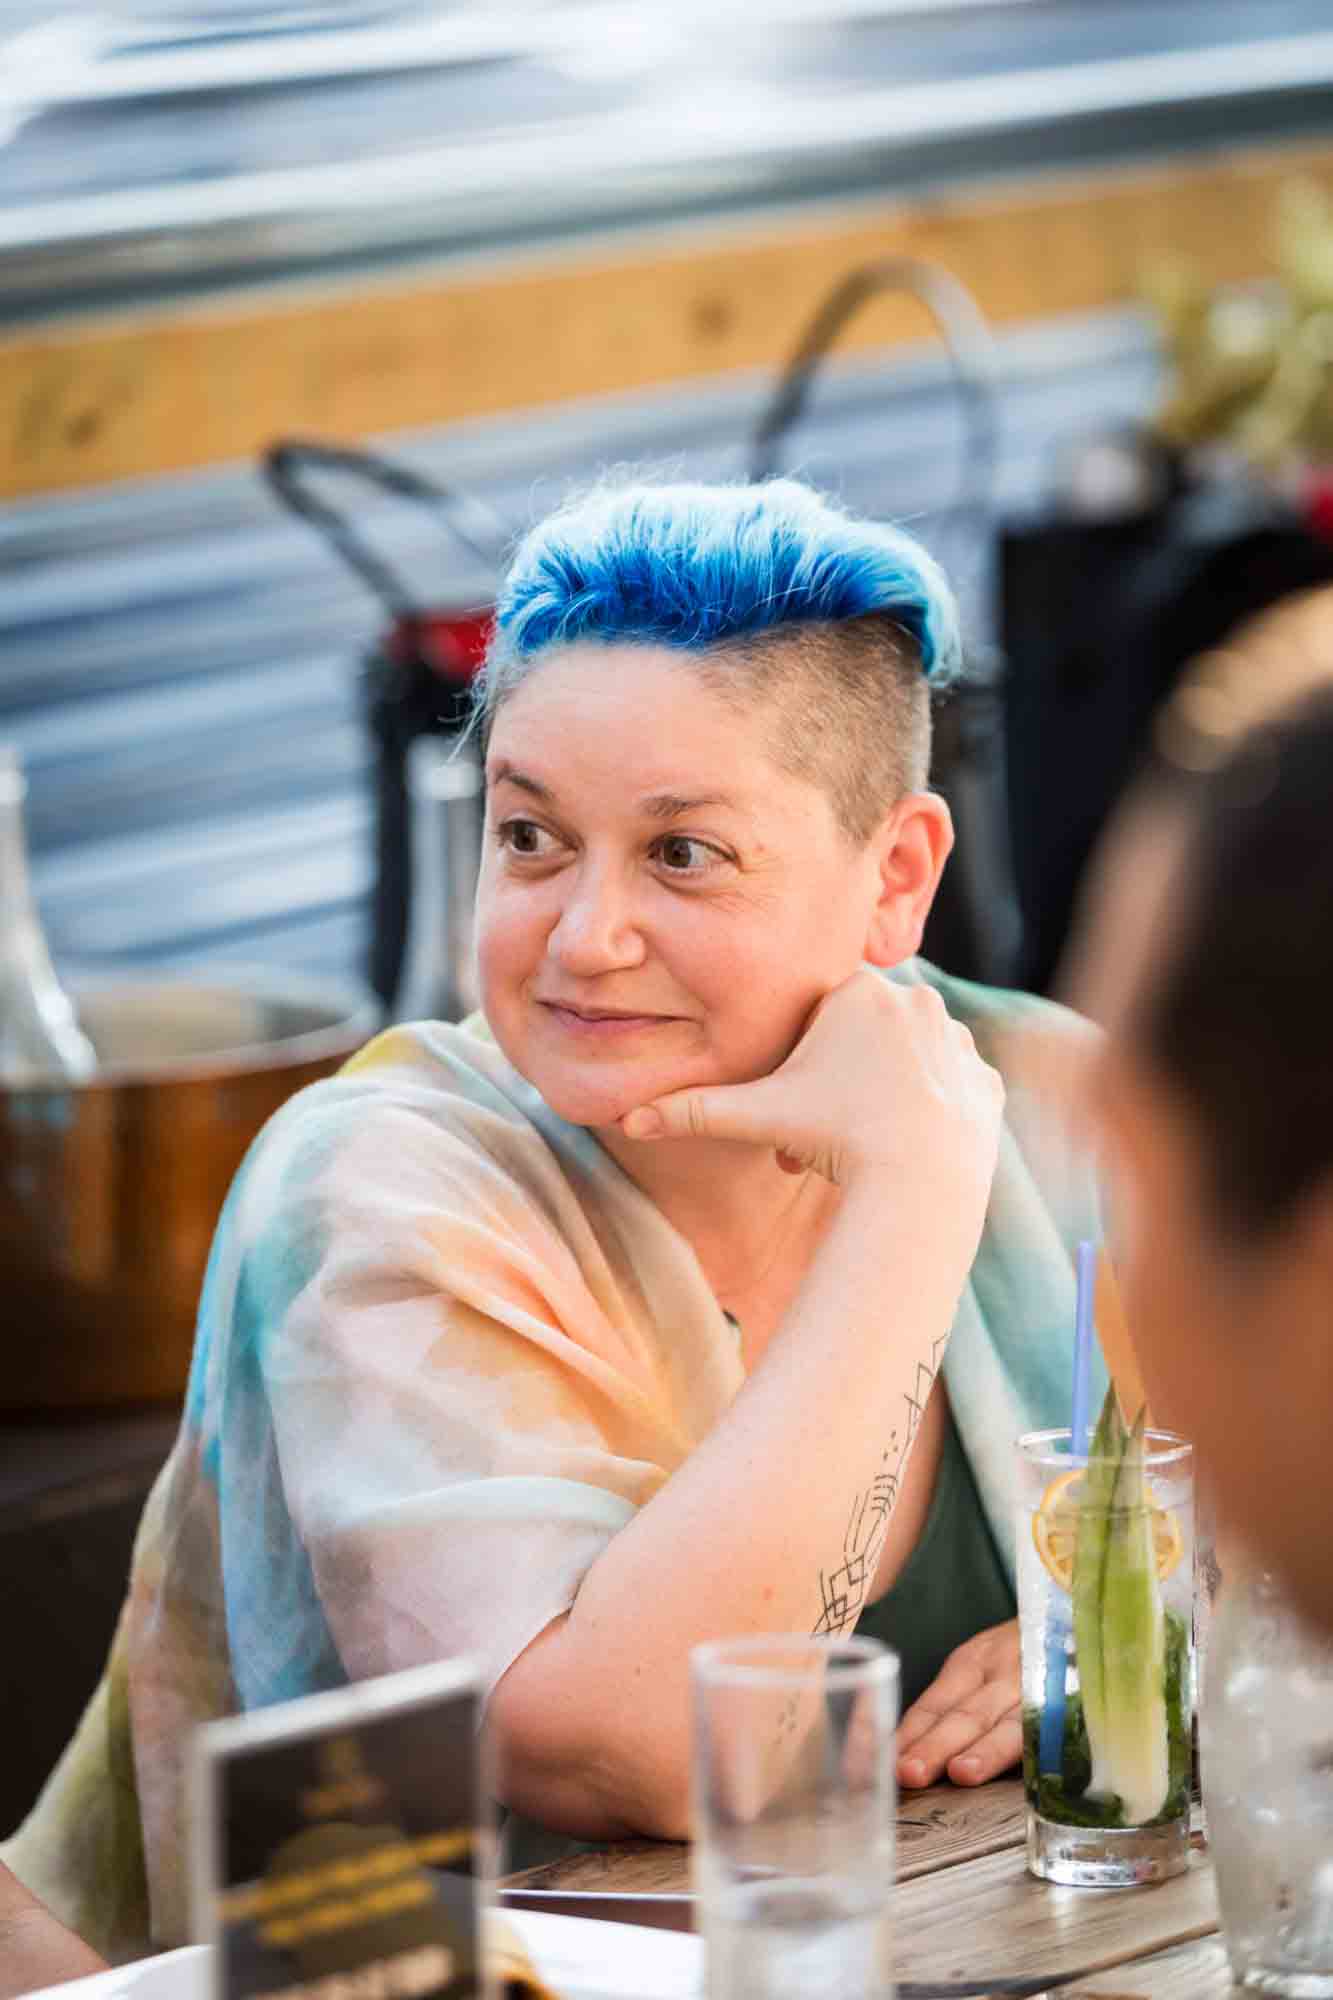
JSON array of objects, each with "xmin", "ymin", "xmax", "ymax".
[{"xmin": 506, "ymin": 1780, "xmax": 1238, "ymax": 1996}]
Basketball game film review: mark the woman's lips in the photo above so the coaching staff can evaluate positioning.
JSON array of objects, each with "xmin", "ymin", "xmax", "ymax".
[{"xmin": 539, "ymin": 1002, "xmax": 680, "ymax": 1038}]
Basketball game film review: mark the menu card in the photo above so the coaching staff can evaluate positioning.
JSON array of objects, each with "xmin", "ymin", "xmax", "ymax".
[{"xmin": 190, "ymin": 1659, "xmax": 490, "ymax": 2000}]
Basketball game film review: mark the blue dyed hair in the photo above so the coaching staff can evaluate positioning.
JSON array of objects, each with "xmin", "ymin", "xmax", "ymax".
[
  {"xmin": 477, "ymin": 479, "xmax": 960, "ymax": 839},
  {"xmin": 485, "ymin": 478, "xmax": 960, "ymax": 681}
]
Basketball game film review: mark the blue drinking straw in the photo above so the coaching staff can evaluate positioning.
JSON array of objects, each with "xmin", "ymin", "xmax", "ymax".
[
  {"xmin": 1038, "ymin": 1240, "xmax": 1098, "ymax": 1775},
  {"xmin": 1069, "ymin": 1240, "xmax": 1096, "ymax": 1460}
]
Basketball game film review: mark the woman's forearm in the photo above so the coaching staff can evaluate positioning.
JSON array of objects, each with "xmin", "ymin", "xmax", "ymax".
[
  {"xmin": 0, "ymin": 1864, "xmax": 106, "ymax": 1999},
  {"xmin": 489, "ymin": 1173, "xmax": 969, "ymax": 1837}
]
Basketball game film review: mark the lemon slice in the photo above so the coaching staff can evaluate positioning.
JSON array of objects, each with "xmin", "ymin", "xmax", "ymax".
[{"xmin": 1032, "ymin": 1467, "xmax": 1183, "ymax": 1592}]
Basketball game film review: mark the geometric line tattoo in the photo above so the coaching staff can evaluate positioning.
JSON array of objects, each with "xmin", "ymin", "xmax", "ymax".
[{"xmin": 812, "ymin": 1329, "xmax": 949, "ymax": 1638}]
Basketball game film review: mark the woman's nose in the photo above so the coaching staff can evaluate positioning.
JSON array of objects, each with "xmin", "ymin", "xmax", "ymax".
[{"xmin": 547, "ymin": 866, "xmax": 646, "ymax": 974}]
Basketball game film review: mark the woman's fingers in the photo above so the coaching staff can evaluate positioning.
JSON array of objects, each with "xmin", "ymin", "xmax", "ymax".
[
  {"xmin": 621, "ymin": 1075, "xmax": 826, "ymax": 1166},
  {"xmin": 944, "ymin": 1711, "xmax": 1024, "ymax": 1787},
  {"xmin": 896, "ymin": 1620, "xmax": 1022, "ymax": 1788},
  {"xmin": 896, "ymin": 1656, "xmax": 986, "ymax": 1754},
  {"xmin": 896, "ymin": 1624, "xmax": 1010, "ymax": 1748},
  {"xmin": 897, "ymin": 1698, "xmax": 1023, "ymax": 1788},
  {"xmin": 896, "ymin": 1678, "xmax": 1019, "ymax": 1788},
  {"xmin": 620, "ymin": 970, "xmax": 1005, "ymax": 1205}
]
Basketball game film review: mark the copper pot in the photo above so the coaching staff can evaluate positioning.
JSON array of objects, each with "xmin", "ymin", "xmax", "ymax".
[{"xmin": 0, "ymin": 972, "xmax": 380, "ymax": 1411}]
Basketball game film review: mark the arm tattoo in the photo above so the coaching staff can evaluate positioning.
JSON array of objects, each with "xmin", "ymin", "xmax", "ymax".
[{"xmin": 812, "ymin": 1333, "xmax": 948, "ymax": 1639}]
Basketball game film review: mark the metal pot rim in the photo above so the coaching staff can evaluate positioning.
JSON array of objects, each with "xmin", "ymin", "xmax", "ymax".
[{"xmin": 45, "ymin": 966, "xmax": 384, "ymax": 1091}]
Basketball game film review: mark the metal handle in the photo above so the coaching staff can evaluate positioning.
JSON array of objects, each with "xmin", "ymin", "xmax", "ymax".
[
  {"xmin": 749, "ymin": 256, "xmax": 999, "ymax": 549},
  {"xmin": 262, "ymin": 438, "xmax": 512, "ymax": 619}
]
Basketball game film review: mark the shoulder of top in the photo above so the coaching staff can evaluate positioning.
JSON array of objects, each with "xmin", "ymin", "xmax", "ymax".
[
  {"xmin": 339, "ymin": 1016, "xmax": 492, "ymax": 1078},
  {"xmin": 247, "ymin": 1019, "xmax": 545, "ymax": 1166},
  {"xmin": 905, "ymin": 960, "xmax": 1102, "ymax": 1050}
]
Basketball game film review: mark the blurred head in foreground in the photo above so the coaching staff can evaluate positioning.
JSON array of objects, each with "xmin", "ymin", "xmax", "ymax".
[{"xmin": 1072, "ymin": 587, "xmax": 1333, "ymax": 1629}]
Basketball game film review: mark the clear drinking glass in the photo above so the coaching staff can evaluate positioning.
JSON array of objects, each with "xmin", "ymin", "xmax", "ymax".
[
  {"xmin": 1203, "ymin": 1560, "xmax": 1333, "ymax": 1996},
  {"xmin": 691, "ymin": 1635, "xmax": 898, "ymax": 2000},
  {"xmin": 1016, "ymin": 1427, "xmax": 1195, "ymax": 1886}
]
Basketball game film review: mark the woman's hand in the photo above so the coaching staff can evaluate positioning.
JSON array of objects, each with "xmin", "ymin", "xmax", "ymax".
[
  {"xmin": 896, "ymin": 1620, "xmax": 1022, "ymax": 1789},
  {"xmin": 621, "ymin": 970, "xmax": 1004, "ymax": 1210}
]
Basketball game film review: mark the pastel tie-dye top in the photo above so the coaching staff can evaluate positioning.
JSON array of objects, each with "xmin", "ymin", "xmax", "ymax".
[{"xmin": 4, "ymin": 960, "xmax": 1105, "ymax": 1961}]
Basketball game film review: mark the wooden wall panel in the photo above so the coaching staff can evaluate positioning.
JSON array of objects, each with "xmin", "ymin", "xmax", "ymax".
[{"xmin": 3, "ymin": 137, "xmax": 1333, "ymax": 501}]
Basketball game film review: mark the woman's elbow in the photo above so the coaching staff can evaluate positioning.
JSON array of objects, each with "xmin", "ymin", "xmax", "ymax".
[
  {"xmin": 488, "ymin": 1629, "xmax": 691, "ymax": 1842},
  {"xmin": 497, "ymin": 1745, "xmax": 690, "ymax": 1845}
]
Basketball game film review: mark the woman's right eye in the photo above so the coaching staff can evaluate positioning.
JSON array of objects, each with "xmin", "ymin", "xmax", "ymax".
[{"xmin": 496, "ymin": 817, "xmax": 560, "ymax": 859}]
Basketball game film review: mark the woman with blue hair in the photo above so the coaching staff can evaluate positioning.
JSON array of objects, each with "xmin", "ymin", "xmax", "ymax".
[{"xmin": 6, "ymin": 479, "xmax": 1101, "ymax": 1954}]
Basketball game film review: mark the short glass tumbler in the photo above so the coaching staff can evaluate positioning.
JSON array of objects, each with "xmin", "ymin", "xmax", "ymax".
[
  {"xmin": 692, "ymin": 1635, "xmax": 898, "ymax": 2000},
  {"xmin": 1016, "ymin": 1427, "xmax": 1195, "ymax": 1887}
]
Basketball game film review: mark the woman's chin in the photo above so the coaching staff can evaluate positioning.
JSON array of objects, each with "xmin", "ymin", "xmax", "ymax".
[{"xmin": 524, "ymin": 1058, "xmax": 686, "ymax": 1134}]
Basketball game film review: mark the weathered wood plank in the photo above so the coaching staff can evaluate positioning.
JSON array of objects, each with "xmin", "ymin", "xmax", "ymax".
[
  {"xmin": 1055, "ymin": 1935, "xmax": 1237, "ymax": 1999},
  {"xmin": 506, "ymin": 1822, "xmax": 1221, "ymax": 1995},
  {"xmin": 503, "ymin": 1838, "xmax": 691, "ymax": 1897},
  {"xmin": 892, "ymin": 1845, "xmax": 1219, "ymax": 1990},
  {"xmin": 895, "ymin": 1778, "xmax": 1027, "ymax": 1882},
  {"xmin": 503, "ymin": 1779, "xmax": 1026, "ymax": 1896},
  {"xmin": 500, "ymin": 1770, "xmax": 1225, "ymax": 1999}
]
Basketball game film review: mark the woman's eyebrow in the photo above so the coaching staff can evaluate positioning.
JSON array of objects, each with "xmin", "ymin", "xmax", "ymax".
[
  {"xmin": 489, "ymin": 761, "xmax": 553, "ymax": 802},
  {"xmin": 640, "ymin": 791, "xmax": 738, "ymax": 821},
  {"xmin": 491, "ymin": 763, "xmax": 740, "ymax": 821}
]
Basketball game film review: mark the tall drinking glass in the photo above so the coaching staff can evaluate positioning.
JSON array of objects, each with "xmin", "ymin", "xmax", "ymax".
[
  {"xmin": 692, "ymin": 1635, "xmax": 898, "ymax": 2000},
  {"xmin": 1017, "ymin": 1426, "xmax": 1195, "ymax": 1886},
  {"xmin": 1203, "ymin": 1560, "xmax": 1333, "ymax": 1995}
]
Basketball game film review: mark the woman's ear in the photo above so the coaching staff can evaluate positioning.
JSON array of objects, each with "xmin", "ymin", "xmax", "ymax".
[{"xmin": 863, "ymin": 792, "xmax": 955, "ymax": 968}]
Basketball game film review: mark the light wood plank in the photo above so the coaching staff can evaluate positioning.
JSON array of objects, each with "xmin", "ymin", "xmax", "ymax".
[
  {"xmin": 1056, "ymin": 1935, "xmax": 1237, "ymax": 1999},
  {"xmin": 892, "ymin": 1844, "xmax": 1219, "ymax": 1990},
  {"xmin": 896, "ymin": 1777, "xmax": 1027, "ymax": 1881},
  {"xmin": 5, "ymin": 138, "xmax": 1333, "ymax": 501},
  {"xmin": 503, "ymin": 1779, "xmax": 1026, "ymax": 1896},
  {"xmin": 502, "ymin": 1836, "xmax": 1221, "ymax": 1991},
  {"xmin": 503, "ymin": 1838, "xmax": 690, "ymax": 1898},
  {"xmin": 502, "ymin": 1794, "xmax": 1223, "ymax": 1992}
]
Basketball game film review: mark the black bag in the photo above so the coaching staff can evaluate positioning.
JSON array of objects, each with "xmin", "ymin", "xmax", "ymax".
[
  {"xmin": 263, "ymin": 441, "xmax": 509, "ymax": 1006},
  {"xmin": 1000, "ymin": 447, "xmax": 1333, "ymax": 994}
]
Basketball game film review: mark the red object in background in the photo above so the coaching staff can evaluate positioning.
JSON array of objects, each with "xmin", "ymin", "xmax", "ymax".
[
  {"xmin": 260, "ymin": 437, "xmax": 511, "ymax": 1005},
  {"xmin": 1304, "ymin": 469, "xmax": 1333, "ymax": 545},
  {"xmin": 387, "ymin": 609, "xmax": 494, "ymax": 684}
]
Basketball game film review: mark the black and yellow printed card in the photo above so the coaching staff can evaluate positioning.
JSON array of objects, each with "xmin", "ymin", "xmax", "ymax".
[{"xmin": 191, "ymin": 1659, "xmax": 491, "ymax": 2000}]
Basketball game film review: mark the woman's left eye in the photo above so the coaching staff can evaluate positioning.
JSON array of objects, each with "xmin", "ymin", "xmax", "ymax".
[{"xmin": 653, "ymin": 834, "xmax": 724, "ymax": 875}]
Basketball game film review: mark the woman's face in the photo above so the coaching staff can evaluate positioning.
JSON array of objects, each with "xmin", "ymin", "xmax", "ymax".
[{"xmin": 476, "ymin": 643, "xmax": 896, "ymax": 1132}]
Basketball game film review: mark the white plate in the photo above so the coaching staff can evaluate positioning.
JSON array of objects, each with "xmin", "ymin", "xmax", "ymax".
[
  {"xmin": 22, "ymin": 1945, "xmax": 209, "ymax": 2000},
  {"xmin": 22, "ymin": 1912, "xmax": 703, "ymax": 2000},
  {"xmin": 506, "ymin": 1909, "xmax": 702, "ymax": 1998}
]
